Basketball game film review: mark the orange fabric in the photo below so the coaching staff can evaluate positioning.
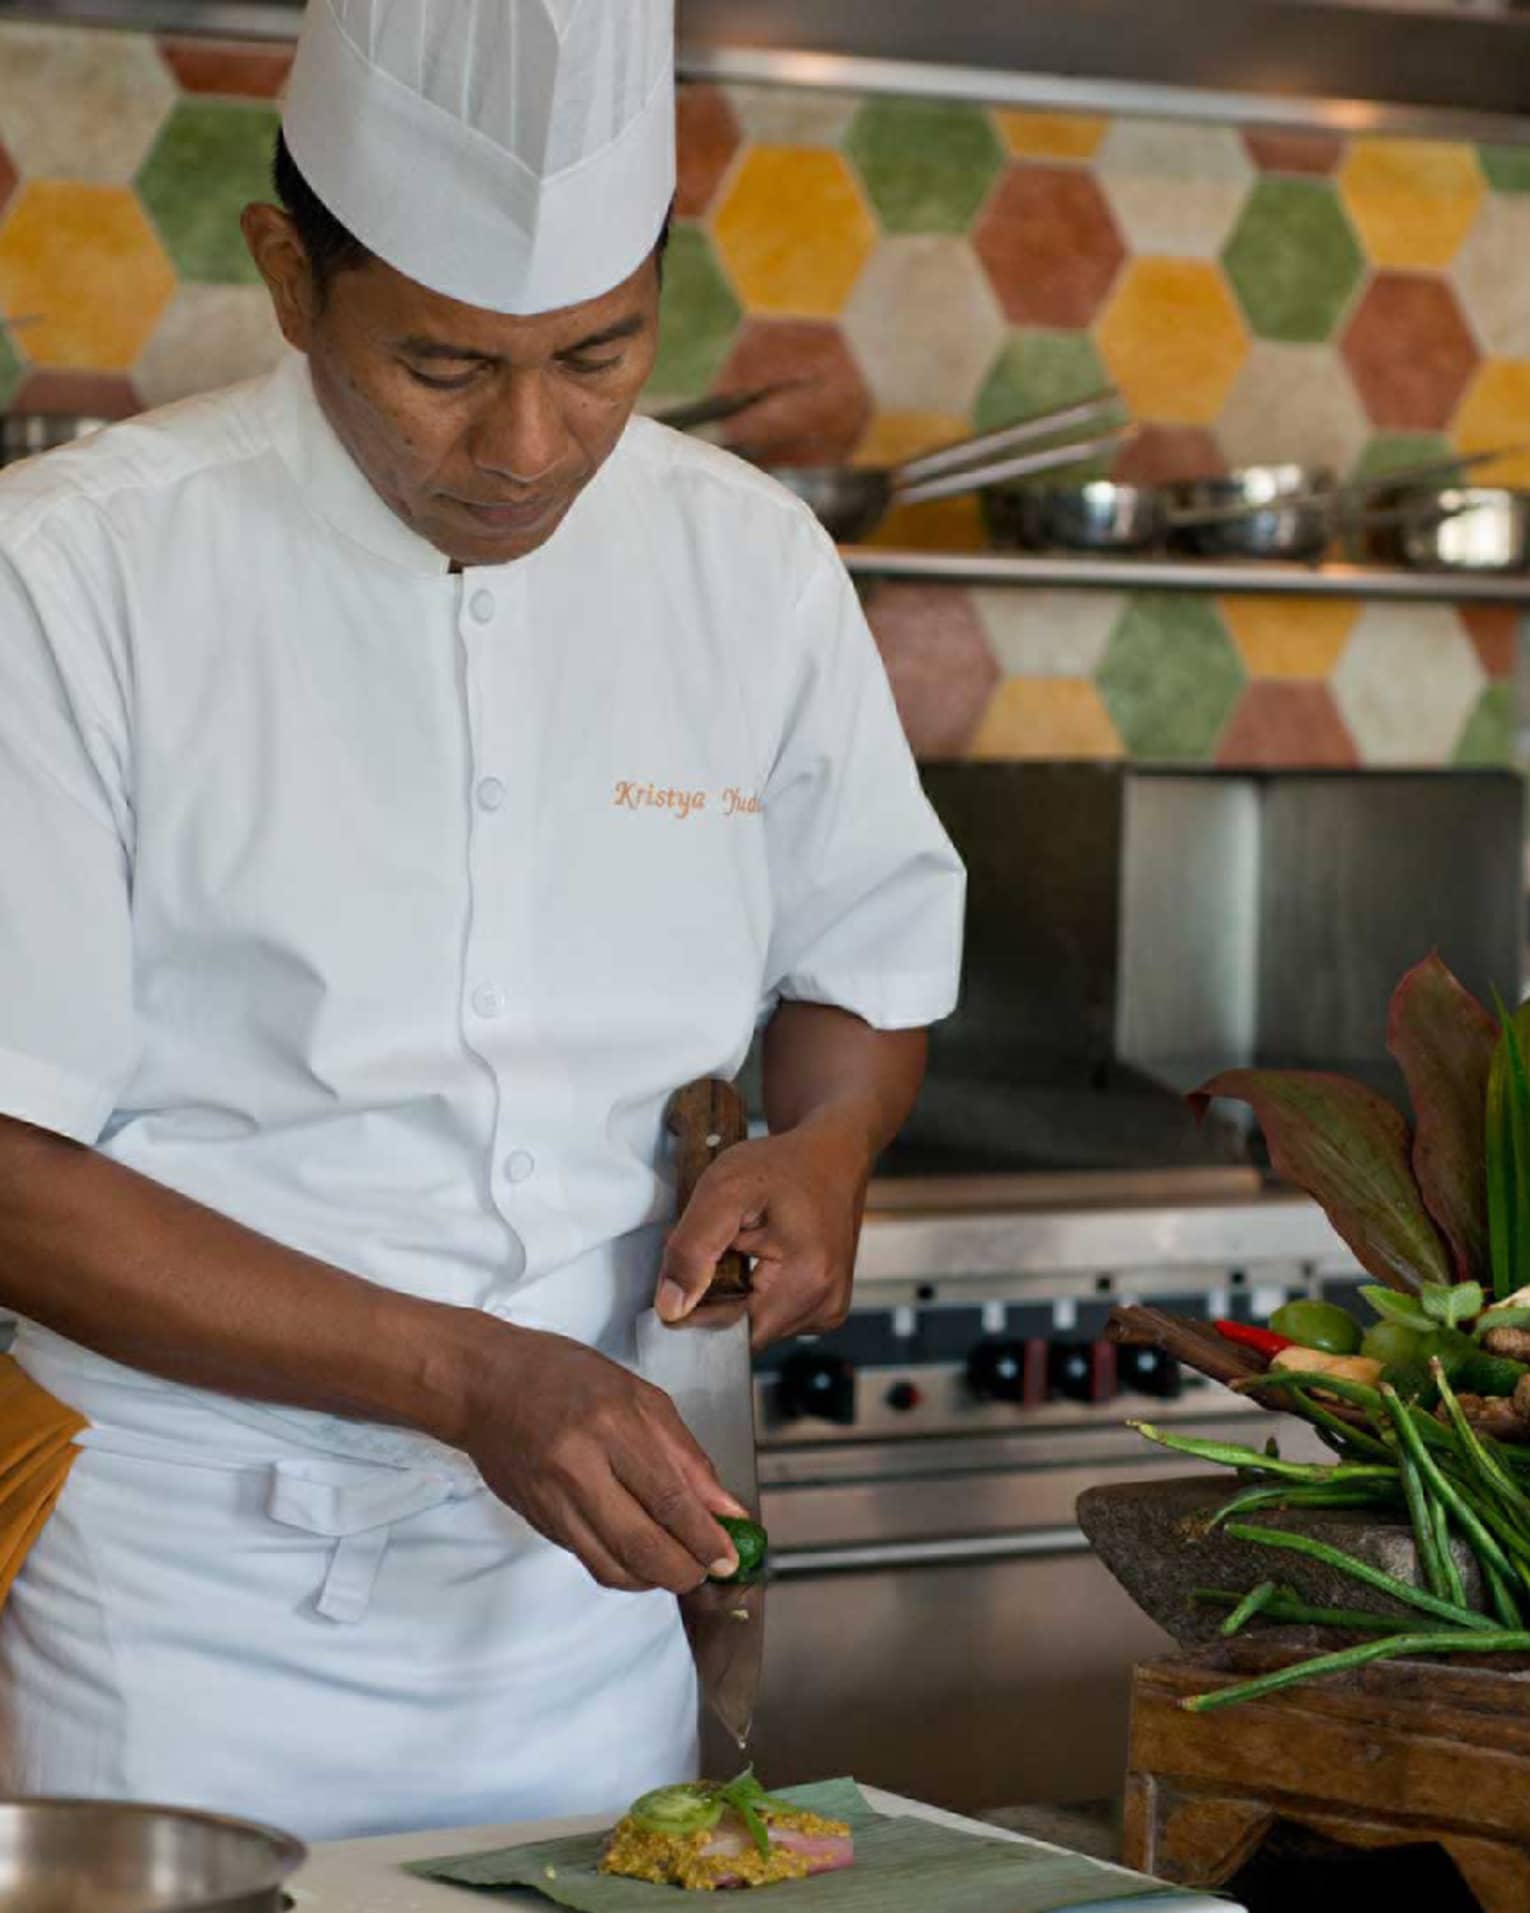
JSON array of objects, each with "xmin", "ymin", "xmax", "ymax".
[{"xmin": 0, "ymin": 1355, "xmax": 86, "ymax": 1605}]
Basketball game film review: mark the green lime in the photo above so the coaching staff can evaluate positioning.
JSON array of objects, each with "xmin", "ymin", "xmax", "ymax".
[
  {"xmin": 1270, "ymin": 1299, "xmax": 1362, "ymax": 1356},
  {"xmin": 630, "ymin": 1784, "xmax": 724, "ymax": 1836},
  {"xmin": 1360, "ymin": 1321, "xmax": 1430, "ymax": 1370},
  {"xmin": 712, "ymin": 1515, "xmax": 768, "ymax": 1586}
]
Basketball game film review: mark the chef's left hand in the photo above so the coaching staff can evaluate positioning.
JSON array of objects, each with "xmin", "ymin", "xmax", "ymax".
[{"xmin": 655, "ymin": 1110, "xmax": 870, "ymax": 1349}]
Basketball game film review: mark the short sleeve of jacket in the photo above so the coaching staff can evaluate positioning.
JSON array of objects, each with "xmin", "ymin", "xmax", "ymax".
[
  {"xmin": 760, "ymin": 543, "xmax": 964, "ymax": 1030},
  {"xmin": 0, "ymin": 530, "xmax": 138, "ymax": 1141}
]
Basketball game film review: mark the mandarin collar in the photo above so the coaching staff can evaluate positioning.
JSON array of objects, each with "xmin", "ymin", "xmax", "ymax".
[{"xmin": 258, "ymin": 349, "xmax": 632, "ymax": 581}]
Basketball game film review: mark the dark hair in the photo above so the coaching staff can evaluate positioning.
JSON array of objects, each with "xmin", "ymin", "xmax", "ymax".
[
  {"xmin": 273, "ymin": 130, "xmax": 373, "ymax": 298},
  {"xmin": 273, "ymin": 128, "xmax": 674, "ymax": 300}
]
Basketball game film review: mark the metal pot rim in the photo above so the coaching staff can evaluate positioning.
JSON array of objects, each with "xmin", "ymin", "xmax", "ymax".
[{"xmin": 0, "ymin": 1797, "xmax": 308, "ymax": 1908}]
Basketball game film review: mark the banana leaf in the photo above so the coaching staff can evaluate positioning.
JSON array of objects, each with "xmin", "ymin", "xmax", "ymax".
[
  {"xmin": 1386, "ymin": 954, "xmax": 1496, "ymax": 1285},
  {"xmin": 1190, "ymin": 1069, "xmax": 1452, "ymax": 1294}
]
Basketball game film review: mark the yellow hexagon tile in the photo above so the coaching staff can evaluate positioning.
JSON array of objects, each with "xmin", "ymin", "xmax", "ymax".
[
  {"xmin": 993, "ymin": 109, "xmax": 1109, "ymax": 162},
  {"xmin": 1218, "ymin": 597, "xmax": 1359, "ymax": 679},
  {"xmin": 0, "ymin": 180, "xmax": 175, "ymax": 369},
  {"xmin": 852, "ymin": 411, "xmax": 988, "ymax": 550},
  {"xmin": 711, "ymin": 146, "xmax": 876, "ymax": 318},
  {"xmin": 968, "ymin": 677, "xmax": 1124, "ymax": 759},
  {"xmin": 1453, "ymin": 359, "xmax": 1530, "ymax": 486},
  {"xmin": 1339, "ymin": 138, "xmax": 1485, "ymax": 269},
  {"xmin": 1095, "ymin": 258, "xmax": 1248, "ymax": 424}
]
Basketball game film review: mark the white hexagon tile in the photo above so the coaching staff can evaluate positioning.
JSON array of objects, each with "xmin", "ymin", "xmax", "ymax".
[
  {"xmin": 1331, "ymin": 603, "xmax": 1487, "ymax": 764},
  {"xmin": 1215, "ymin": 341, "xmax": 1371, "ymax": 473},
  {"xmin": 969, "ymin": 586, "xmax": 1128, "ymax": 679},
  {"xmin": 843, "ymin": 235, "xmax": 1006, "ymax": 416},
  {"xmin": 0, "ymin": 23, "xmax": 176, "ymax": 185},
  {"xmin": 1451, "ymin": 192, "xmax": 1530, "ymax": 361},
  {"xmin": 135, "ymin": 284, "xmax": 284, "ymax": 409},
  {"xmin": 1095, "ymin": 118, "xmax": 1254, "ymax": 260}
]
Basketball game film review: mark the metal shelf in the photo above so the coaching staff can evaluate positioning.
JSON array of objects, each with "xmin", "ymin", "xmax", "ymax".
[{"xmin": 839, "ymin": 547, "xmax": 1530, "ymax": 605}]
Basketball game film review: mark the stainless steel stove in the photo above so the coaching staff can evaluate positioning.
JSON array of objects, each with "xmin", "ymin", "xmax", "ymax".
[{"xmin": 739, "ymin": 1180, "xmax": 1355, "ymax": 1814}]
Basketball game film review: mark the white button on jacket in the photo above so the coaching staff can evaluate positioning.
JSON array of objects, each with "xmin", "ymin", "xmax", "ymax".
[{"xmin": 0, "ymin": 350, "xmax": 965, "ymax": 1833}]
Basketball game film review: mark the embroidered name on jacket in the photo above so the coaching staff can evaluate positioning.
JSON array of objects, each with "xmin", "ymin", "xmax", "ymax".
[{"xmin": 612, "ymin": 781, "xmax": 761, "ymax": 818}]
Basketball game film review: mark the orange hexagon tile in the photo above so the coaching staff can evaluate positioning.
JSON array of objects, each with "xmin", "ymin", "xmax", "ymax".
[
  {"xmin": 1339, "ymin": 138, "xmax": 1484, "ymax": 269},
  {"xmin": 968, "ymin": 678, "xmax": 1124, "ymax": 760},
  {"xmin": 0, "ymin": 181, "xmax": 175, "ymax": 370},
  {"xmin": 1096, "ymin": 258, "xmax": 1248, "ymax": 424},
  {"xmin": 992, "ymin": 110, "xmax": 1108, "ymax": 162},
  {"xmin": 1218, "ymin": 597, "xmax": 1358, "ymax": 679},
  {"xmin": 711, "ymin": 147, "xmax": 875, "ymax": 318},
  {"xmin": 1454, "ymin": 360, "xmax": 1530, "ymax": 487}
]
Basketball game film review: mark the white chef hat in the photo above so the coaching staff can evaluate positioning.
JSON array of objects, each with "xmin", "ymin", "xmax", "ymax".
[{"xmin": 282, "ymin": 0, "xmax": 676, "ymax": 315}]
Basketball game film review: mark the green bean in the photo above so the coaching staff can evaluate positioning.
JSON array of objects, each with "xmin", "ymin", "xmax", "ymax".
[
  {"xmin": 1482, "ymin": 1553, "xmax": 1523, "ymax": 1629},
  {"xmin": 1434, "ymin": 1362, "xmax": 1530, "ymax": 1541},
  {"xmin": 1182, "ymin": 1629, "xmax": 1530, "ymax": 1713},
  {"xmin": 1194, "ymin": 1588, "xmax": 1415, "ymax": 1634},
  {"xmin": 1206, "ymin": 1483, "xmax": 1402, "ymax": 1530},
  {"xmin": 1430, "ymin": 1494, "xmax": 1468, "ymax": 1608},
  {"xmin": 1397, "ymin": 1443, "xmax": 1449, "ymax": 1600},
  {"xmin": 1129, "ymin": 1422, "xmax": 1396, "ymax": 1484},
  {"xmin": 1295, "ymin": 1394, "xmax": 1396, "ymax": 1463},
  {"xmin": 1240, "ymin": 1374, "xmax": 1457, "ymax": 1456},
  {"xmin": 1382, "ymin": 1385, "xmax": 1520, "ymax": 1611},
  {"xmin": 1220, "ymin": 1579, "xmax": 1278, "ymax": 1637},
  {"xmin": 1222, "ymin": 1521, "xmax": 1497, "ymax": 1631}
]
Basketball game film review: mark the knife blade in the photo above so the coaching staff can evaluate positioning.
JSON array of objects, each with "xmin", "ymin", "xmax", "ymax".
[{"xmin": 635, "ymin": 1078, "xmax": 763, "ymax": 1751}]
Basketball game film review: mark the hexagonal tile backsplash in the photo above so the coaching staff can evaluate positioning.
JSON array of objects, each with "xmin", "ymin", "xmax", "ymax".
[{"xmin": 0, "ymin": 20, "xmax": 1522, "ymax": 774}]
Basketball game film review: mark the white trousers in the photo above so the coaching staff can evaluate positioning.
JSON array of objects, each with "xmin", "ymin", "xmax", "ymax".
[{"xmin": 0, "ymin": 1438, "xmax": 697, "ymax": 1839}]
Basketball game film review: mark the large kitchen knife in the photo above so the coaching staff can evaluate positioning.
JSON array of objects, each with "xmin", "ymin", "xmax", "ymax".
[{"xmin": 636, "ymin": 1078, "xmax": 763, "ymax": 1751}]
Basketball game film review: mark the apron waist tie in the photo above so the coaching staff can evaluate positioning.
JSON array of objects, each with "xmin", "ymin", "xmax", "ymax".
[
  {"xmin": 73, "ymin": 1420, "xmax": 481, "ymax": 1625},
  {"xmin": 265, "ymin": 1461, "xmax": 473, "ymax": 1623}
]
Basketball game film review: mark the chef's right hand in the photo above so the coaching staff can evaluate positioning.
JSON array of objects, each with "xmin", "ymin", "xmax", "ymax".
[{"xmin": 457, "ymin": 1322, "xmax": 748, "ymax": 1594}]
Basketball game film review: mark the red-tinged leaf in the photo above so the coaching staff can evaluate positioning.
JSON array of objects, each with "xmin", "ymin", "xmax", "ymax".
[
  {"xmin": 1386, "ymin": 953, "xmax": 1497, "ymax": 1284},
  {"xmin": 1189, "ymin": 1069, "xmax": 1452, "ymax": 1294}
]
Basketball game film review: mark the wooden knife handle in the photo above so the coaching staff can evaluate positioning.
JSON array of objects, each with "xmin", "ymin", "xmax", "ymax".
[{"xmin": 667, "ymin": 1078, "xmax": 751, "ymax": 1300}]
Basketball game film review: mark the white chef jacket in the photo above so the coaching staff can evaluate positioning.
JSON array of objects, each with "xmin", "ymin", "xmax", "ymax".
[{"xmin": 0, "ymin": 349, "xmax": 963, "ymax": 1830}]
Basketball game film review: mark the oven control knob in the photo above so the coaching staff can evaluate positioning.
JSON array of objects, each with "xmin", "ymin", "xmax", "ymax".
[
  {"xmin": 777, "ymin": 1350, "xmax": 856, "ymax": 1425},
  {"xmin": 1049, "ymin": 1339, "xmax": 1117, "ymax": 1405},
  {"xmin": 1118, "ymin": 1345, "xmax": 1183, "ymax": 1399},
  {"xmin": 965, "ymin": 1338, "xmax": 1030, "ymax": 1405},
  {"xmin": 885, "ymin": 1380, "xmax": 921, "ymax": 1413}
]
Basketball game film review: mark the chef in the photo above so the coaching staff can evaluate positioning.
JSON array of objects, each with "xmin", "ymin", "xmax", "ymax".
[{"xmin": 0, "ymin": 0, "xmax": 962, "ymax": 1842}]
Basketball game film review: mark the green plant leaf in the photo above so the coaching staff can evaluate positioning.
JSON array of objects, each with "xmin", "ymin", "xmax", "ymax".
[
  {"xmin": 1191, "ymin": 1070, "xmax": 1452, "ymax": 1294},
  {"xmin": 1362, "ymin": 1285, "xmax": 1433, "ymax": 1331},
  {"xmin": 1420, "ymin": 1280, "xmax": 1483, "ymax": 1327},
  {"xmin": 1491, "ymin": 997, "xmax": 1530, "ymax": 1302},
  {"xmin": 1386, "ymin": 954, "xmax": 1497, "ymax": 1284}
]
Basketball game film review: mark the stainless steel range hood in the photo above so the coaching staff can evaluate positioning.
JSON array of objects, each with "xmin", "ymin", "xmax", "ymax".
[{"xmin": 6, "ymin": 0, "xmax": 1530, "ymax": 142}]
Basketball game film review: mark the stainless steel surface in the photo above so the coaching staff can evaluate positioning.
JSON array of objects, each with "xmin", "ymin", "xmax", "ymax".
[
  {"xmin": 885, "ymin": 762, "xmax": 1522, "ymax": 1178},
  {"xmin": 637, "ymin": 1308, "xmax": 758, "ymax": 1514},
  {"xmin": 1000, "ymin": 480, "xmax": 1167, "ymax": 554},
  {"xmin": 764, "ymin": 396, "xmax": 1126, "ymax": 542},
  {"xmin": 852, "ymin": 1194, "xmax": 1357, "ymax": 1291},
  {"xmin": 0, "ymin": 1800, "xmax": 305, "ymax": 1913},
  {"xmin": 749, "ymin": 1391, "xmax": 1329, "ymax": 1810},
  {"xmin": 770, "ymin": 1527, "xmax": 1093, "ymax": 1572},
  {"xmin": 1, "ymin": 415, "xmax": 111, "ymax": 467},
  {"xmin": 21, "ymin": 1, "xmax": 1530, "ymax": 145},
  {"xmin": 840, "ymin": 546, "xmax": 1530, "ymax": 599},
  {"xmin": 1168, "ymin": 464, "xmax": 1334, "ymax": 560},
  {"xmin": 1356, "ymin": 486, "xmax": 1530, "ymax": 572}
]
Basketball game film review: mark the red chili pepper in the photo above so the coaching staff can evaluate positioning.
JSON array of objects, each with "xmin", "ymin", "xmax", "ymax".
[{"xmin": 1213, "ymin": 1319, "xmax": 1293, "ymax": 1357}]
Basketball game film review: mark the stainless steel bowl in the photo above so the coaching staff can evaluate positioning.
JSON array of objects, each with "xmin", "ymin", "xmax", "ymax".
[
  {"xmin": 1168, "ymin": 464, "xmax": 1335, "ymax": 561},
  {"xmin": 0, "ymin": 1800, "xmax": 306, "ymax": 1913},
  {"xmin": 1011, "ymin": 480, "xmax": 1167, "ymax": 553},
  {"xmin": 1353, "ymin": 485, "xmax": 1530, "ymax": 572}
]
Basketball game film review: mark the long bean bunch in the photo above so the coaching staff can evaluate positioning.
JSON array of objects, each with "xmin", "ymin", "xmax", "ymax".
[{"xmin": 1131, "ymin": 1358, "xmax": 1530, "ymax": 1711}]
